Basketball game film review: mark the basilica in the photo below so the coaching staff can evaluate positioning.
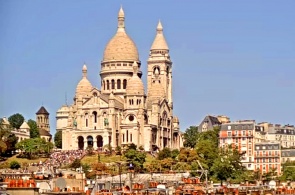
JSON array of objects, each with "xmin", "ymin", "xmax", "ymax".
[{"xmin": 56, "ymin": 7, "xmax": 182, "ymax": 151}]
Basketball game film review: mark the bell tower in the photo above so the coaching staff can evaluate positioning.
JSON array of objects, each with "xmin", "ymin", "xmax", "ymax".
[{"xmin": 147, "ymin": 21, "xmax": 173, "ymax": 108}]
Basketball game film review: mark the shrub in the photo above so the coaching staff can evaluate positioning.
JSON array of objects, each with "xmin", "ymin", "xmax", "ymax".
[{"xmin": 10, "ymin": 161, "xmax": 21, "ymax": 169}]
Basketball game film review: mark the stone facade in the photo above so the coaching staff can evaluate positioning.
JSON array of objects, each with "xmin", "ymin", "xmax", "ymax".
[{"xmin": 56, "ymin": 7, "xmax": 182, "ymax": 151}]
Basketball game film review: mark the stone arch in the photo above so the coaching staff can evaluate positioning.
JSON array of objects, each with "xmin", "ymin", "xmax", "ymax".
[
  {"xmin": 111, "ymin": 79, "xmax": 115, "ymax": 89},
  {"xmin": 117, "ymin": 79, "xmax": 121, "ymax": 89},
  {"xmin": 153, "ymin": 66, "xmax": 160, "ymax": 77},
  {"xmin": 92, "ymin": 111, "xmax": 98, "ymax": 123},
  {"xmin": 123, "ymin": 79, "xmax": 127, "ymax": 89},
  {"xmin": 144, "ymin": 114, "xmax": 148, "ymax": 125},
  {"xmin": 87, "ymin": 135, "xmax": 93, "ymax": 148},
  {"xmin": 85, "ymin": 113, "xmax": 89, "ymax": 127},
  {"xmin": 78, "ymin": 136, "xmax": 84, "ymax": 150},
  {"xmin": 162, "ymin": 111, "xmax": 167, "ymax": 126},
  {"xmin": 107, "ymin": 80, "xmax": 110, "ymax": 90},
  {"xmin": 96, "ymin": 135, "xmax": 103, "ymax": 151}
]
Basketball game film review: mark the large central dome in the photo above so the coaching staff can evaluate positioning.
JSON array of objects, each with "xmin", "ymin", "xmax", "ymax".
[{"xmin": 103, "ymin": 7, "xmax": 139, "ymax": 62}]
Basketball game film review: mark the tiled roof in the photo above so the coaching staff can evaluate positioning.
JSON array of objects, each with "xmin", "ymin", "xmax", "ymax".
[{"xmin": 36, "ymin": 106, "xmax": 49, "ymax": 115}]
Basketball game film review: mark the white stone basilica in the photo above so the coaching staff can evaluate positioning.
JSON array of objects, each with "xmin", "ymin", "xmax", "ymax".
[{"xmin": 56, "ymin": 7, "xmax": 182, "ymax": 151}]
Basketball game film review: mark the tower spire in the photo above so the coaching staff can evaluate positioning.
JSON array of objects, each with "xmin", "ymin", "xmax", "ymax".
[
  {"xmin": 82, "ymin": 63, "xmax": 87, "ymax": 78},
  {"xmin": 117, "ymin": 6, "xmax": 125, "ymax": 32},
  {"xmin": 150, "ymin": 20, "xmax": 169, "ymax": 51}
]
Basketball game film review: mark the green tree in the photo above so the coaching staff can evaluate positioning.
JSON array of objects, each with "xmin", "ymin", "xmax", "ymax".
[
  {"xmin": 8, "ymin": 113, "xmax": 24, "ymax": 129},
  {"xmin": 178, "ymin": 148, "xmax": 198, "ymax": 163},
  {"xmin": 183, "ymin": 126, "xmax": 199, "ymax": 148},
  {"xmin": 195, "ymin": 139, "xmax": 218, "ymax": 173},
  {"xmin": 70, "ymin": 159, "xmax": 82, "ymax": 169},
  {"xmin": 211, "ymin": 146, "xmax": 245, "ymax": 185},
  {"xmin": 124, "ymin": 148, "xmax": 146, "ymax": 172},
  {"xmin": 158, "ymin": 147, "xmax": 172, "ymax": 160},
  {"xmin": 15, "ymin": 138, "xmax": 53, "ymax": 159},
  {"xmin": 10, "ymin": 161, "xmax": 21, "ymax": 169},
  {"xmin": 4, "ymin": 134, "xmax": 18, "ymax": 155},
  {"xmin": 0, "ymin": 118, "xmax": 11, "ymax": 153},
  {"xmin": 171, "ymin": 149, "xmax": 180, "ymax": 160},
  {"xmin": 27, "ymin": 119, "xmax": 40, "ymax": 138},
  {"xmin": 54, "ymin": 131, "xmax": 62, "ymax": 148},
  {"xmin": 280, "ymin": 161, "xmax": 295, "ymax": 181}
]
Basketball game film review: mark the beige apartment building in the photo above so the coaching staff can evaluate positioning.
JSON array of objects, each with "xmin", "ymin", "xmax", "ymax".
[{"xmin": 56, "ymin": 7, "xmax": 182, "ymax": 151}]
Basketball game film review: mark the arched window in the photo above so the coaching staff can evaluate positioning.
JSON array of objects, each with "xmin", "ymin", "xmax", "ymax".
[
  {"xmin": 103, "ymin": 81, "xmax": 105, "ymax": 90},
  {"xmin": 123, "ymin": 134, "xmax": 125, "ymax": 142},
  {"xmin": 130, "ymin": 133, "xmax": 132, "ymax": 142},
  {"xmin": 123, "ymin": 79, "xmax": 127, "ymax": 89},
  {"xmin": 85, "ymin": 113, "xmax": 89, "ymax": 127},
  {"xmin": 111, "ymin": 79, "xmax": 115, "ymax": 89},
  {"xmin": 126, "ymin": 130, "xmax": 129, "ymax": 142},
  {"xmin": 107, "ymin": 80, "xmax": 110, "ymax": 90},
  {"xmin": 93, "ymin": 111, "xmax": 97, "ymax": 123},
  {"xmin": 117, "ymin": 79, "xmax": 121, "ymax": 89}
]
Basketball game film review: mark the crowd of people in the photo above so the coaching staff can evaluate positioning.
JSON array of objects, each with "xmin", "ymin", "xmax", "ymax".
[{"xmin": 47, "ymin": 150, "xmax": 86, "ymax": 167}]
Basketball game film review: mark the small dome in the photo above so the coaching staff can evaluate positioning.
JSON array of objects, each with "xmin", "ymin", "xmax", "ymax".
[
  {"xmin": 76, "ymin": 78, "xmax": 92, "ymax": 95},
  {"xmin": 173, "ymin": 117, "xmax": 179, "ymax": 123},
  {"xmin": 126, "ymin": 62, "xmax": 144, "ymax": 95},
  {"xmin": 148, "ymin": 80, "xmax": 165, "ymax": 100},
  {"xmin": 103, "ymin": 7, "xmax": 139, "ymax": 62},
  {"xmin": 76, "ymin": 64, "xmax": 93, "ymax": 96}
]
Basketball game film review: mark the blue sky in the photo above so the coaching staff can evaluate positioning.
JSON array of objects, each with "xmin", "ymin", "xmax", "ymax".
[{"xmin": 1, "ymin": 0, "xmax": 295, "ymax": 136}]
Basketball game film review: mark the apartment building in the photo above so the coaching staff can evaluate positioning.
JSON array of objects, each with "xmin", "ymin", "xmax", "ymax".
[
  {"xmin": 219, "ymin": 120, "xmax": 256, "ymax": 170},
  {"xmin": 281, "ymin": 149, "xmax": 295, "ymax": 163},
  {"xmin": 254, "ymin": 142, "xmax": 281, "ymax": 175},
  {"xmin": 267, "ymin": 124, "xmax": 295, "ymax": 148}
]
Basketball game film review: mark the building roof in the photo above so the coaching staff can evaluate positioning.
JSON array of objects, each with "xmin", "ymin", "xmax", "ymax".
[
  {"xmin": 126, "ymin": 62, "xmax": 145, "ymax": 96},
  {"xmin": 103, "ymin": 7, "xmax": 139, "ymax": 62},
  {"xmin": 76, "ymin": 64, "xmax": 93, "ymax": 96},
  {"xmin": 39, "ymin": 128, "xmax": 52, "ymax": 137},
  {"xmin": 36, "ymin": 106, "xmax": 49, "ymax": 115},
  {"xmin": 19, "ymin": 121, "xmax": 30, "ymax": 129},
  {"xmin": 150, "ymin": 21, "xmax": 169, "ymax": 51},
  {"xmin": 281, "ymin": 149, "xmax": 295, "ymax": 157}
]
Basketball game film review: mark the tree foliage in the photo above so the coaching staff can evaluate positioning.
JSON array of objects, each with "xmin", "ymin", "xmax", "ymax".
[
  {"xmin": 124, "ymin": 146, "xmax": 146, "ymax": 172},
  {"xmin": 211, "ymin": 146, "xmax": 245, "ymax": 184},
  {"xmin": 157, "ymin": 147, "xmax": 172, "ymax": 160},
  {"xmin": 0, "ymin": 118, "xmax": 17, "ymax": 155},
  {"xmin": 10, "ymin": 161, "xmax": 21, "ymax": 169},
  {"xmin": 280, "ymin": 161, "xmax": 295, "ymax": 181},
  {"xmin": 54, "ymin": 131, "xmax": 62, "ymax": 148},
  {"xmin": 27, "ymin": 119, "xmax": 40, "ymax": 138},
  {"xmin": 8, "ymin": 113, "xmax": 24, "ymax": 129},
  {"xmin": 16, "ymin": 138, "xmax": 53, "ymax": 159},
  {"xmin": 183, "ymin": 126, "xmax": 199, "ymax": 148}
]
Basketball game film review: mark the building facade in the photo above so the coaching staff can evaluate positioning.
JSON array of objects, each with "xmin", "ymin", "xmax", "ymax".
[
  {"xmin": 254, "ymin": 142, "xmax": 281, "ymax": 175},
  {"xmin": 219, "ymin": 120, "xmax": 257, "ymax": 170},
  {"xmin": 56, "ymin": 7, "xmax": 182, "ymax": 151}
]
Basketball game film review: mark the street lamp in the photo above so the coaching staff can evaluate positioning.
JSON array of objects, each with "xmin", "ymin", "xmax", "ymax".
[{"xmin": 115, "ymin": 162, "xmax": 123, "ymax": 189}]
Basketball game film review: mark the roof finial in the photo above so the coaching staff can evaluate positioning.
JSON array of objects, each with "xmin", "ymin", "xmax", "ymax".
[
  {"xmin": 157, "ymin": 20, "xmax": 163, "ymax": 34},
  {"xmin": 118, "ymin": 6, "xmax": 125, "ymax": 32},
  {"xmin": 82, "ymin": 63, "xmax": 87, "ymax": 78}
]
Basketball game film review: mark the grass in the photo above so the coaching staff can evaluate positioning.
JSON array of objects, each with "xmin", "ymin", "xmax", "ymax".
[
  {"xmin": 81, "ymin": 154, "xmax": 124, "ymax": 164},
  {"xmin": 81, "ymin": 153, "xmax": 156, "ymax": 166},
  {"xmin": 1, "ymin": 155, "xmax": 48, "ymax": 168}
]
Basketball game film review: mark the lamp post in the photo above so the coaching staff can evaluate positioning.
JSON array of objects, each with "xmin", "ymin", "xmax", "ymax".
[{"xmin": 115, "ymin": 162, "xmax": 123, "ymax": 189}]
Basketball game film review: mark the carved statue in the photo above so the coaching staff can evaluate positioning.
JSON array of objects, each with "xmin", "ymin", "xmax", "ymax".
[
  {"xmin": 73, "ymin": 118, "xmax": 77, "ymax": 128},
  {"xmin": 104, "ymin": 118, "xmax": 109, "ymax": 126}
]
